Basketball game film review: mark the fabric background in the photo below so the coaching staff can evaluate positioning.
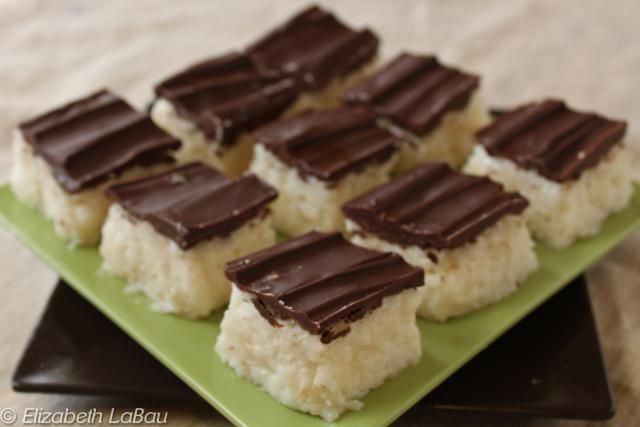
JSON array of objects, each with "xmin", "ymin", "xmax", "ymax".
[{"xmin": 0, "ymin": 1, "xmax": 638, "ymax": 425}]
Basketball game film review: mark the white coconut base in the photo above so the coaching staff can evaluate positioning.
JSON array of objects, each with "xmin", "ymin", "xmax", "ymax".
[
  {"xmin": 388, "ymin": 91, "xmax": 491, "ymax": 171},
  {"xmin": 99, "ymin": 204, "xmax": 276, "ymax": 318},
  {"xmin": 215, "ymin": 285, "xmax": 423, "ymax": 422},
  {"xmin": 10, "ymin": 131, "xmax": 168, "ymax": 246},
  {"xmin": 346, "ymin": 215, "xmax": 538, "ymax": 321},
  {"xmin": 464, "ymin": 144, "xmax": 635, "ymax": 248},
  {"xmin": 250, "ymin": 144, "xmax": 396, "ymax": 236},
  {"xmin": 150, "ymin": 98, "xmax": 255, "ymax": 176}
]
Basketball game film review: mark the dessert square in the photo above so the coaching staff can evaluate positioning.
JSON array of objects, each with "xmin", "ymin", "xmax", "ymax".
[
  {"xmin": 464, "ymin": 99, "xmax": 634, "ymax": 248},
  {"xmin": 248, "ymin": 5, "xmax": 379, "ymax": 109},
  {"xmin": 250, "ymin": 107, "xmax": 399, "ymax": 236},
  {"xmin": 216, "ymin": 231, "xmax": 424, "ymax": 421},
  {"xmin": 343, "ymin": 163, "xmax": 538, "ymax": 321},
  {"xmin": 152, "ymin": 52, "xmax": 299, "ymax": 176},
  {"xmin": 11, "ymin": 89, "xmax": 179, "ymax": 245},
  {"xmin": 99, "ymin": 163, "xmax": 277, "ymax": 318},
  {"xmin": 342, "ymin": 53, "xmax": 491, "ymax": 170}
]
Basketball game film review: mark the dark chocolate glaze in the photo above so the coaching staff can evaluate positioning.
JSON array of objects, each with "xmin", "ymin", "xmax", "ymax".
[
  {"xmin": 248, "ymin": 5, "xmax": 379, "ymax": 90},
  {"xmin": 225, "ymin": 232, "xmax": 423, "ymax": 343},
  {"xmin": 476, "ymin": 99, "xmax": 627, "ymax": 182},
  {"xmin": 18, "ymin": 90, "xmax": 180, "ymax": 193},
  {"xmin": 343, "ymin": 163, "xmax": 528, "ymax": 250},
  {"xmin": 342, "ymin": 53, "xmax": 480, "ymax": 136},
  {"xmin": 106, "ymin": 163, "xmax": 277, "ymax": 250},
  {"xmin": 154, "ymin": 52, "xmax": 299, "ymax": 145},
  {"xmin": 254, "ymin": 107, "xmax": 398, "ymax": 181}
]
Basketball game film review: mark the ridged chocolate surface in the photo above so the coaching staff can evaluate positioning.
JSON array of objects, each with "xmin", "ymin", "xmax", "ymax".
[
  {"xmin": 255, "ymin": 107, "xmax": 398, "ymax": 181},
  {"xmin": 343, "ymin": 163, "xmax": 528, "ymax": 250},
  {"xmin": 106, "ymin": 163, "xmax": 277, "ymax": 249},
  {"xmin": 248, "ymin": 5, "xmax": 379, "ymax": 90},
  {"xmin": 18, "ymin": 90, "xmax": 179, "ymax": 193},
  {"xmin": 477, "ymin": 99, "xmax": 627, "ymax": 182},
  {"xmin": 225, "ymin": 232, "xmax": 423, "ymax": 343},
  {"xmin": 342, "ymin": 53, "xmax": 480, "ymax": 136},
  {"xmin": 154, "ymin": 52, "xmax": 299, "ymax": 145}
]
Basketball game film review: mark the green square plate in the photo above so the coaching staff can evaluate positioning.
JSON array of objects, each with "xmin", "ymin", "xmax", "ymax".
[{"xmin": 1, "ymin": 184, "xmax": 639, "ymax": 427}]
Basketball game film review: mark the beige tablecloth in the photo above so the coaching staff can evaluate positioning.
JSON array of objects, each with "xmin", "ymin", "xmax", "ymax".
[{"xmin": 1, "ymin": 1, "xmax": 639, "ymax": 426}]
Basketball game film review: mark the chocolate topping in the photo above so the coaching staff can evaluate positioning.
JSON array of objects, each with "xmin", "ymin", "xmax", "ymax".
[
  {"xmin": 476, "ymin": 99, "xmax": 627, "ymax": 182},
  {"xmin": 154, "ymin": 52, "xmax": 299, "ymax": 145},
  {"xmin": 343, "ymin": 163, "xmax": 528, "ymax": 250},
  {"xmin": 248, "ymin": 5, "xmax": 379, "ymax": 90},
  {"xmin": 106, "ymin": 163, "xmax": 277, "ymax": 250},
  {"xmin": 254, "ymin": 107, "xmax": 398, "ymax": 181},
  {"xmin": 225, "ymin": 232, "xmax": 423, "ymax": 343},
  {"xmin": 342, "ymin": 53, "xmax": 480, "ymax": 136},
  {"xmin": 18, "ymin": 90, "xmax": 180, "ymax": 193}
]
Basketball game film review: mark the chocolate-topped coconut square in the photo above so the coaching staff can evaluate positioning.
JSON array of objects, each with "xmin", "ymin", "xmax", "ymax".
[
  {"xmin": 225, "ymin": 231, "xmax": 423, "ymax": 341},
  {"xmin": 18, "ymin": 89, "xmax": 178, "ymax": 193},
  {"xmin": 343, "ymin": 163, "xmax": 538, "ymax": 321},
  {"xmin": 465, "ymin": 99, "xmax": 634, "ymax": 248},
  {"xmin": 152, "ymin": 52, "xmax": 300, "ymax": 176},
  {"xmin": 100, "ymin": 163, "xmax": 278, "ymax": 318},
  {"xmin": 11, "ymin": 89, "xmax": 180, "ymax": 245},
  {"xmin": 343, "ymin": 163, "xmax": 528, "ymax": 249},
  {"xmin": 250, "ymin": 107, "xmax": 399, "ymax": 236},
  {"xmin": 342, "ymin": 53, "xmax": 491, "ymax": 170},
  {"xmin": 216, "ymin": 231, "xmax": 424, "ymax": 421},
  {"xmin": 248, "ymin": 5, "xmax": 379, "ymax": 99},
  {"xmin": 106, "ymin": 163, "xmax": 277, "ymax": 249},
  {"xmin": 476, "ymin": 99, "xmax": 626, "ymax": 182}
]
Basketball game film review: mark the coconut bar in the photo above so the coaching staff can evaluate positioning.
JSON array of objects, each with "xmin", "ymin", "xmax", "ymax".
[
  {"xmin": 11, "ymin": 89, "xmax": 179, "ymax": 245},
  {"xmin": 250, "ymin": 107, "xmax": 398, "ymax": 236},
  {"xmin": 465, "ymin": 99, "xmax": 634, "ymax": 248},
  {"xmin": 100, "ymin": 163, "xmax": 277, "ymax": 317},
  {"xmin": 343, "ymin": 163, "xmax": 538, "ymax": 321},
  {"xmin": 152, "ymin": 52, "xmax": 299, "ymax": 176},
  {"xmin": 248, "ymin": 5, "xmax": 379, "ymax": 109},
  {"xmin": 216, "ymin": 231, "xmax": 424, "ymax": 421},
  {"xmin": 342, "ymin": 53, "xmax": 491, "ymax": 170}
]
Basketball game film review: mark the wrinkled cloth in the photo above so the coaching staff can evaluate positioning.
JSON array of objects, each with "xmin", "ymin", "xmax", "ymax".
[{"xmin": 0, "ymin": 1, "xmax": 639, "ymax": 426}]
